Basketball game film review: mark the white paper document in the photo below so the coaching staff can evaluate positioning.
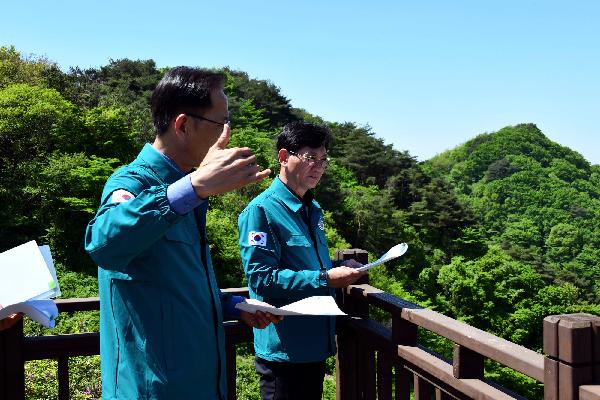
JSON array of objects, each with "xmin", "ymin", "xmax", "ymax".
[
  {"xmin": 236, "ymin": 296, "xmax": 347, "ymax": 316},
  {"xmin": 356, "ymin": 243, "xmax": 408, "ymax": 272},
  {"xmin": 0, "ymin": 241, "xmax": 60, "ymax": 329},
  {"xmin": 0, "ymin": 300, "xmax": 58, "ymax": 328},
  {"xmin": 0, "ymin": 240, "xmax": 58, "ymax": 307}
]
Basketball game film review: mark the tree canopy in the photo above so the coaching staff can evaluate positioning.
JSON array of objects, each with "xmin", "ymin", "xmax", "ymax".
[{"xmin": 1, "ymin": 45, "xmax": 598, "ymax": 399}]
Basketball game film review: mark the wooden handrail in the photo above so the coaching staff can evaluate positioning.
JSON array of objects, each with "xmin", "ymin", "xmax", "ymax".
[
  {"xmin": 23, "ymin": 333, "xmax": 99, "ymax": 360},
  {"xmin": 0, "ymin": 296, "xmax": 253, "ymax": 400},
  {"xmin": 331, "ymin": 251, "xmax": 600, "ymax": 400},
  {"xmin": 344, "ymin": 284, "xmax": 546, "ymax": 382},
  {"xmin": 340, "ymin": 317, "xmax": 527, "ymax": 399},
  {"xmin": 580, "ymin": 385, "xmax": 600, "ymax": 400},
  {"xmin": 401, "ymin": 307, "xmax": 545, "ymax": 382},
  {"xmin": 55, "ymin": 298, "xmax": 99, "ymax": 312}
]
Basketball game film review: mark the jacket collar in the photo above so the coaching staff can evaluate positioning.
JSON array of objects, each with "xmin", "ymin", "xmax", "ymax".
[
  {"xmin": 136, "ymin": 143, "xmax": 187, "ymax": 184},
  {"xmin": 271, "ymin": 176, "xmax": 321, "ymax": 213}
]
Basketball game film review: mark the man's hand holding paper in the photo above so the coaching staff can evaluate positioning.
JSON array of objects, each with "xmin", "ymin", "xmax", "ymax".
[
  {"xmin": 355, "ymin": 243, "xmax": 409, "ymax": 272},
  {"xmin": 326, "ymin": 260, "xmax": 367, "ymax": 288},
  {"xmin": 239, "ymin": 298, "xmax": 283, "ymax": 329},
  {"xmin": 0, "ymin": 313, "xmax": 22, "ymax": 331}
]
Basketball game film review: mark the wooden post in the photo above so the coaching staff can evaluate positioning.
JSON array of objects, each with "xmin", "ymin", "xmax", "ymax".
[
  {"xmin": 223, "ymin": 321, "xmax": 253, "ymax": 400},
  {"xmin": 392, "ymin": 314, "xmax": 417, "ymax": 399},
  {"xmin": 394, "ymin": 365, "xmax": 412, "ymax": 400},
  {"xmin": 452, "ymin": 344, "xmax": 484, "ymax": 379},
  {"xmin": 335, "ymin": 249, "xmax": 369, "ymax": 316},
  {"xmin": 435, "ymin": 388, "xmax": 454, "ymax": 400},
  {"xmin": 364, "ymin": 343, "xmax": 377, "ymax": 400},
  {"xmin": 414, "ymin": 375, "xmax": 434, "ymax": 400},
  {"xmin": 58, "ymin": 357, "xmax": 69, "ymax": 400},
  {"xmin": 543, "ymin": 313, "xmax": 600, "ymax": 400},
  {"xmin": 0, "ymin": 318, "xmax": 25, "ymax": 400},
  {"xmin": 336, "ymin": 327, "xmax": 358, "ymax": 400},
  {"xmin": 335, "ymin": 248, "xmax": 369, "ymax": 400},
  {"xmin": 376, "ymin": 349, "xmax": 393, "ymax": 400},
  {"xmin": 226, "ymin": 340, "xmax": 236, "ymax": 400}
]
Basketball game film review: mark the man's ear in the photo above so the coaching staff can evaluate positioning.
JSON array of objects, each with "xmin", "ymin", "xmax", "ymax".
[
  {"xmin": 277, "ymin": 149, "xmax": 288, "ymax": 166},
  {"xmin": 173, "ymin": 113, "xmax": 189, "ymax": 137}
]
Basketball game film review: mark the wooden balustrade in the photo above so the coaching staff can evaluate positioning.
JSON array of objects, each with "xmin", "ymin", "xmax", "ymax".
[
  {"xmin": 2, "ymin": 251, "xmax": 600, "ymax": 399},
  {"xmin": 333, "ymin": 249, "xmax": 600, "ymax": 400},
  {"xmin": 0, "ymin": 288, "xmax": 251, "ymax": 400}
]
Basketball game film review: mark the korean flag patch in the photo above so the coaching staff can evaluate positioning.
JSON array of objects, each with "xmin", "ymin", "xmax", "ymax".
[
  {"xmin": 248, "ymin": 231, "xmax": 267, "ymax": 246},
  {"xmin": 111, "ymin": 189, "xmax": 135, "ymax": 204},
  {"xmin": 318, "ymin": 217, "xmax": 325, "ymax": 231}
]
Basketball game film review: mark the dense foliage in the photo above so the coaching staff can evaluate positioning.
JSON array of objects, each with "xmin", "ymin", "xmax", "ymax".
[
  {"xmin": 1, "ymin": 45, "xmax": 598, "ymax": 399},
  {"xmin": 425, "ymin": 124, "xmax": 600, "ymax": 301}
]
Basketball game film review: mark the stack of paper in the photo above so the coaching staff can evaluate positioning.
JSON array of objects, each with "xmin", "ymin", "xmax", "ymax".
[
  {"xmin": 0, "ymin": 241, "xmax": 60, "ymax": 328},
  {"xmin": 236, "ymin": 296, "xmax": 346, "ymax": 316}
]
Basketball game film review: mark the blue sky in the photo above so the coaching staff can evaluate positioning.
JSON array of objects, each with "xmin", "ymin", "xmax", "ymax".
[{"xmin": 2, "ymin": 1, "xmax": 599, "ymax": 164}]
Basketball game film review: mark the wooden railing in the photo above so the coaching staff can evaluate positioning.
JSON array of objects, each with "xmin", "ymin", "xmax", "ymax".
[
  {"xmin": 333, "ymin": 249, "xmax": 600, "ymax": 400},
  {"xmin": 0, "ymin": 288, "xmax": 252, "ymax": 400},
  {"xmin": 1, "ymin": 250, "xmax": 599, "ymax": 399}
]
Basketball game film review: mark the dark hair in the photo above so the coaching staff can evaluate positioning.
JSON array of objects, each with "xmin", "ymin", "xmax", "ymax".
[
  {"xmin": 151, "ymin": 67, "xmax": 225, "ymax": 135},
  {"xmin": 276, "ymin": 121, "xmax": 331, "ymax": 153}
]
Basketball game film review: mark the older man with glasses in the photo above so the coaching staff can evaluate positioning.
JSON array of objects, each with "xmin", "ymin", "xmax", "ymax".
[
  {"xmin": 85, "ymin": 67, "xmax": 281, "ymax": 400},
  {"xmin": 238, "ymin": 121, "xmax": 366, "ymax": 400}
]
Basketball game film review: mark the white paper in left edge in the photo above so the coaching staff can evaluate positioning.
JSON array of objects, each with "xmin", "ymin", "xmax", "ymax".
[
  {"xmin": 0, "ymin": 300, "xmax": 58, "ymax": 328},
  {"xmin": 36, "ymin": 245, "xmax": 61, "ymax": 299},
  {"xmin": 0, "ymin": 241, "xmax": 57, "ymax": 306}
]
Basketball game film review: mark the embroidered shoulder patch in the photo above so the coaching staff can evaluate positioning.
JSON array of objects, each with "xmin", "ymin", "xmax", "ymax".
[
  {"xmin": 318, "ymin": 217, "xmax": 325, "ymax": 231},
  {"xmin": 111, "ymin": 189, "xmax": 135, "ymax": 204},
  {"xmin": 248, "ymin": 231, "xmax": 267, "ymax": 246}
]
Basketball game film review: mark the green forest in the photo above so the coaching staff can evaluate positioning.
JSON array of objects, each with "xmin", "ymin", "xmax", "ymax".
[{"xmin": 1, "ymin": 45, "xmax": 599, "ymax": 399}]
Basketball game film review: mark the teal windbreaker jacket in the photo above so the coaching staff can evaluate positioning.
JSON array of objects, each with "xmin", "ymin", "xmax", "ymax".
[
  {"xmin": 238, "ymin": 177, "xmax": 336, "ymax": 363},
  {"xmin": 85, "ymin": 144, "xmax": 229, "ymax": 399}
]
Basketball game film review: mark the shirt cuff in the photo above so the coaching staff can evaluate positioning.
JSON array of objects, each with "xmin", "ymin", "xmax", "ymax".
[
  {"xmin": 223, "ymin": 295, "xmax": 246, "ymax": 320},
  {"xmin": 167, "ymin": 175, "xmax": 205, "ymax": 215}
]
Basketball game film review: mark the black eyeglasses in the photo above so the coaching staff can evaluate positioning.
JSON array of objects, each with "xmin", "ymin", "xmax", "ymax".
[
  {"xmin": 186, "ymin": 113, "xmax": 230, "ymax": 127},
  {"xmin": 288, "ymin": 150, "xmax": 330, "ymax": 168}
]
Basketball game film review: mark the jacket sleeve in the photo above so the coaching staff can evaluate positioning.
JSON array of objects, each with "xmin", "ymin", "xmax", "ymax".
[
  {"xmin": 238, "ymin": 205, "xmax": 328, "ymax": 298},
  {"xmin": 84, "ymin": 169, "xmax": 184, "ymax": 270}
]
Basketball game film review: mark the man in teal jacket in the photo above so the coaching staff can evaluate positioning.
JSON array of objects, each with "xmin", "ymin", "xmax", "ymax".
[
  {"xmin": 86, "ymin": 67, "xmax": 279, "ymax": 399},
  {"xmin": 238, "ymin": 122, "xmax": 366, "ymax": 400}
]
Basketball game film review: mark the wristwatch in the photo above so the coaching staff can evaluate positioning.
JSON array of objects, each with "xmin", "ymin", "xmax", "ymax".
[{"xmin": 319, "ymin": 268, "xmax": 329, "ymax": 286}]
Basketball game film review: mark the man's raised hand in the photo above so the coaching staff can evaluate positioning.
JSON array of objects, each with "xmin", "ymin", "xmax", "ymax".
[{"xmin": 191, "ymin": 125, "xmax": 271, "ymax": 198}]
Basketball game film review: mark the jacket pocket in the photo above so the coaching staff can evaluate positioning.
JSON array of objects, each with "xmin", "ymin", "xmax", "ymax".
[
  {"xmin": 111, "ymin": 280, "xmax": 168, "ymax": 374},
  {"xmin": 286, "ymin": 234, "xmax": 311, "ymax": 247},
  {"xmin": 164, "ymin": 223, "xmax": 195, "ymax": 245}
]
